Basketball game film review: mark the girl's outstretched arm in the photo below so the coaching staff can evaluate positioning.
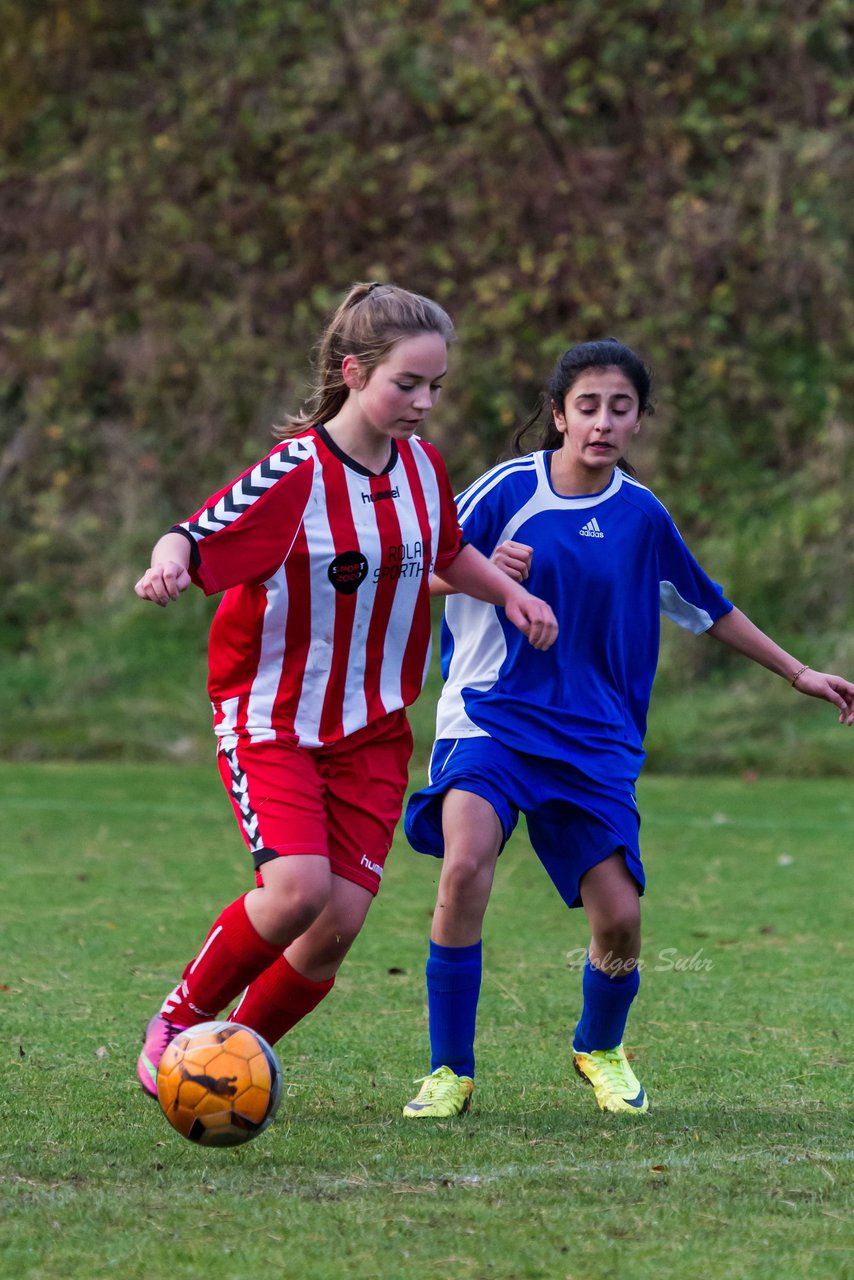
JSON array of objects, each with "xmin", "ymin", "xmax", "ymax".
[
  {"xmin": 438, "ymin": 542, "xmax": 557, "ymax": 651},
  {"xmin": 135, "ymin": 531, "xmax": 193, "ymax": 607},
  {"xmin": 708, "ymin": 606, "xmax": 854, "ymax": 725}
]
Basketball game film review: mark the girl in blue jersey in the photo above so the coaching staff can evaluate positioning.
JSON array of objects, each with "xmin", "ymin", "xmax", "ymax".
[{"xmin": 402, "ymin": 338, "xmax": 854, "ymax": 1119}]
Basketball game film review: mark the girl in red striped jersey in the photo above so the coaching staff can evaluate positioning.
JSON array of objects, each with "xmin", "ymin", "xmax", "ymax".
[{"xmin": 133, "ymin": 282, "xmax": 558, "ymax": 1098}]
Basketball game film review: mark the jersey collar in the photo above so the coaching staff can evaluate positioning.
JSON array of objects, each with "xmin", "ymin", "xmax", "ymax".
[
  {"xmin": 314, "ymin": 424, "xmax": 399, "ymax": 477},
  {"xmin": 541, "ymin": 451, "xmax": 624, "ymax": 505}
]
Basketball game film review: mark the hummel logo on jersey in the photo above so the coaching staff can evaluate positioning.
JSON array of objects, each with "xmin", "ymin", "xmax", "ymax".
[
  {"xmin": 360, "ymin": 854, "xmax": 384, "ymax": 878},
  {"xmin": 362, "ymin": 486, "xmax": 400, "ymax": 504},
  {"xmin": 579, "ymin": 517, "xmax": 604, "ymax": 539}
]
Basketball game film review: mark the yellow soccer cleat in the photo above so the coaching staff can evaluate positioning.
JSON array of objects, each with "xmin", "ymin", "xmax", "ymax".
[
  {"xmin": 573, "ymin": 1044, "xmax": 649, "ymax": 1114},
  {"xmin": 402, "ymin": 1065, "xmax": 474, "ymax": 1119}
]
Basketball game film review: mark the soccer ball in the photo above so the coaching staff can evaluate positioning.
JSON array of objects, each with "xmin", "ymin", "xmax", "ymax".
[{"xmin": 156, "ymin": 1021, "xmax": 282, "ymax": 1148}]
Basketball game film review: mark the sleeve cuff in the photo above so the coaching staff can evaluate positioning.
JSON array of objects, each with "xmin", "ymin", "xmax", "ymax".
[{"xmin": 169, "ymin": 524, "xmax": 201, "ymax": 568}]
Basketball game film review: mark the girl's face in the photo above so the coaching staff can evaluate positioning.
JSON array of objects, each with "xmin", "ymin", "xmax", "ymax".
[
  {"xmin": 552, "ymin": 366, "xmax": 642, "ymax": 489},
  {"xmin": 344, "ymin": 332, "xmax": 448, "ymax": 442}
]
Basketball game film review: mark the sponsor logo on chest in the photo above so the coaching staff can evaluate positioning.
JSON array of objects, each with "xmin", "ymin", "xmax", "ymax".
[
  {"xmin": 327, "ymin": 551, "xmax": 369, "ymax": 594},
  {"xmin": 373, "ymin": 540, "xmax": 426, "ymax": 583},
  {"xmin": 327, "ymin": 541, "xmax": 428, "ymax": 593}
]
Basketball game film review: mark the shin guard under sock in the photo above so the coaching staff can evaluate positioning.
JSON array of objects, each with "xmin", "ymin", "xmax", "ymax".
[
  {"xmin": 230, "ymin": 954, "xmax": 335, "ymax": 1046},
  {"xmin": 426, "ymin": 939, "xmax": 482, "ymax": 1079},
  {"xmin": 573, "ymin": 956, "xmax": 640, "ymax": 1053},
  {"xmin": 161, "ymin": 895, "xmax": 284, "ymax": 1024}
]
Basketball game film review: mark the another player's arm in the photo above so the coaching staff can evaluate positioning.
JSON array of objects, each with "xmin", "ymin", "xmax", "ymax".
[
  {"xmin": 708, "ymin": 606, "xmax": 854, "ymax": 725},
  {"xmin": 435, "ymin": 542, "xmax": 556, "ymax": 651},
  {"xmin": 431, "ymin": 539, "xmax": 532, "ymax": 595},
  {"xmin": 135, "ymin": 530, "xmax": 193, "ymax": 606}
]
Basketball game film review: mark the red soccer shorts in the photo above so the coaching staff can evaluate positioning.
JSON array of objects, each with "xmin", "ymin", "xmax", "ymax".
[{"xmin": 216, "ymin": 709, "xmax": 413, "ymax": 896}]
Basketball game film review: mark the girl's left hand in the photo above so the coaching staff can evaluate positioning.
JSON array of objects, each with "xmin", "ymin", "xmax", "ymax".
[
  {"xmin": 794, "ymin": 669, "xmax": 854, "ymax": 725},
  {"xmin": 492, "ymin": 540, "xmax": 532, "ymax": 582}
]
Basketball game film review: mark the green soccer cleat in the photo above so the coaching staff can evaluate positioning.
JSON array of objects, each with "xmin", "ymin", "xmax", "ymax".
[
  {"xmin": 573, "ymin": 1044, "xmax": 649, "ymax": 1114},
  {"xmin": 402, "ymin": 1065, "xmax": 474, "ymax": 1119}
]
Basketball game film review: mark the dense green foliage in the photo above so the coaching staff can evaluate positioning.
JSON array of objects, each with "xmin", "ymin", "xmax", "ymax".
[{"xmin": 1, "ymin": 1, "xmax": 852, "ymax": 760}]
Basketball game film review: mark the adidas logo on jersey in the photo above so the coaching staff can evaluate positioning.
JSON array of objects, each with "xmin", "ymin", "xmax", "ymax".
[{"xmin": 579, "ymin": 517, "xmax": 604, "ymax": 539}]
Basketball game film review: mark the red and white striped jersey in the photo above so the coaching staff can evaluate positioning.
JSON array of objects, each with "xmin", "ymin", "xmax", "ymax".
[{"xmin": 174, "ymin": 425, "xmax": 463, "ymax": 748}]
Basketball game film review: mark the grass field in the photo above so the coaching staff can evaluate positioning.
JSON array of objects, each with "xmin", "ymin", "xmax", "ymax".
[{"xmin": 1, "ymin": 763, "xmax": 852, "ymax": 1280}]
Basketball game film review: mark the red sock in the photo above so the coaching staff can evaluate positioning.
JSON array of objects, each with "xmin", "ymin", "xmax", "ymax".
[
  {"xmin": 230, "ymin": 954, "xmax": 335, "ymax": 1046},
  {"xmin": 161, "ymin": 895, "xmax": 283, "ymax": 1024}
]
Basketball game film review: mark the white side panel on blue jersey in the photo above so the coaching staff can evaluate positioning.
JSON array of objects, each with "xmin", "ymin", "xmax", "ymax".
[
  {"xmin": 659, "ymin": 581, "xmax": 715, "ymax": 633},
  {"xmin": 434, "ymin": 458, "xmax": 540, "ymax": 742},
  {"xmin": 435, "ymin": 594, "xmax": 506, "ymax": 740}
]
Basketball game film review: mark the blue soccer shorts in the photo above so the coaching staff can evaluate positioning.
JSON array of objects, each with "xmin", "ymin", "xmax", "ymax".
[{"xmin": 404, "ymin": 735, "xmax": 644, "ymax": 909}]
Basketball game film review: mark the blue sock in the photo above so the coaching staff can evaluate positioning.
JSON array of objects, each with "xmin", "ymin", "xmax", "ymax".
[
  {"xmin": 426, "ymin": 939, "xmax": 482, "ymax": 1078},
  {"xmin": 573, "ymin": 956, "xmax": 640, "ymax": 1053}
]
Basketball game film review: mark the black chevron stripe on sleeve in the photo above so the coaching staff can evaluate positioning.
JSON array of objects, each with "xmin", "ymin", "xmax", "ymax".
[{"xmin": 183, "ymin": 440, "xmax": 312, "ymax": 541}]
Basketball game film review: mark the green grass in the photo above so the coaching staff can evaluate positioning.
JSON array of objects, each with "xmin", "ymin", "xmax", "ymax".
[{"xmin": 1, "ymin": 764, "xmax": 853, "ymax": 1279}]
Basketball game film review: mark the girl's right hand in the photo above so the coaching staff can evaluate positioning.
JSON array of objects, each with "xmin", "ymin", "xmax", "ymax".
[
  {"xmin": 134, "ymin": 561, "xmax": 192, "ymax": 606},
  {"xmin": 491, "ymin": 539, "xmax": 533, "ymax": 582}
]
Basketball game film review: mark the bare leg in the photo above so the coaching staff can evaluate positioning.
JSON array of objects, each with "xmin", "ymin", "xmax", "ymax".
[
  {"xmin": 230, "ymin": 877, "xmax": 375, "ymax": 1044},
  {"xmin": 431, "ymin": 788, "xmax": 504, "ymax": 945},
  {"xmin": 579, "ymin": 851, "xmax": 641, "ymax": 975},
  {"xmin": 572, "ymin": 852, "xmax": 645, "ymax": 1099},
  {"xmin": 413, "ymin": 789, "xmax": 504, "ymax": 1084},
  {"xmin": 243, "ymin": 853, "xmax": 333, "ymax": 946},
  {"xmin": 285, "ymin": 877, "xmax": 375, "ymax": 981}
]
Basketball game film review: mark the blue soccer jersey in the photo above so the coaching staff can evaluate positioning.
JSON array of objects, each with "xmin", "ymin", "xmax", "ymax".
[{"xmin": 435, "ymin": 450, "xmax": 733, "ymax": 791}]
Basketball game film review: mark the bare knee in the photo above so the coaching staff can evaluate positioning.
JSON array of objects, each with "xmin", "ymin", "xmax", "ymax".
[
  {"xmin": 438, "ymin": 846, "xmax": 496, "ymax": 906},
  {"xmin": 277, "ymin": 883, "xmax": 330, "ymax": 935},
  {"xmin": 247, "ymin": 856, "xmax": 332, "ymax": 944},
  {"xmin": 431, "ymin": 845, "xmax": 498, "ymax": 947},
  {"xmin": 296, "ymin": 919, "xmax": 360, "ymax": 971},
  {"xmin": 587, "ymin": 896, "xmax": 642, "ymax": 974},
  {"xmin": 593, "ymin": 910, "xmax": 641, "ymax": 962},
  {"xmin": 432, "ymin": 790, "xmax": 503, "ymax": 947},
  {"xmin": 439, "ymin": 789, "xmax": 502, "ymax": 906},
  {"xmin": 286, "ymin": 881, "xmax": 375, "ymax": 980},
  {"xmin": 581, "ymin": 852, "xmax": 642, "ymax": 967}
]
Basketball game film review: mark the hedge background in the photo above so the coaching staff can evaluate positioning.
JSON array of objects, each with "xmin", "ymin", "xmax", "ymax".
[{"xmin": 1, "ymin": 0, "xmax": 851, "ymax": 767}]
